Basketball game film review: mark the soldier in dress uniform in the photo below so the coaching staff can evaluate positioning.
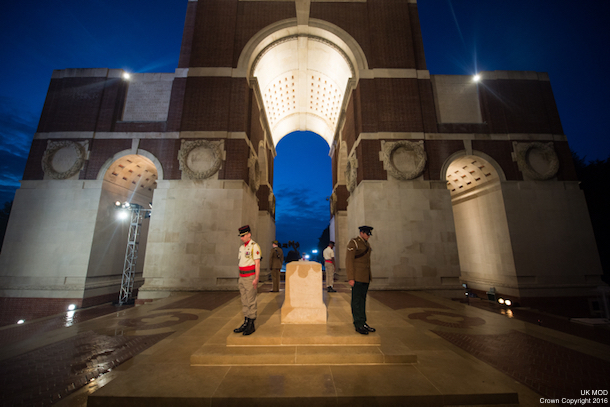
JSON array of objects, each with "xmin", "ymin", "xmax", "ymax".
[
  {"xmin": 233, "ymin": 225, "xmax": 261, "ymax": 335},
  {"xmin": 345, "ymin": 226, "xmax": 376, "ymax": 335},
  {"xmin": 269, "ymin": 240, "xmax": 284, "ymax": 292}
]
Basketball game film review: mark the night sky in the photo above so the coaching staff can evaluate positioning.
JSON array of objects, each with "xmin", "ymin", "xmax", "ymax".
[{"xmin": 1, "ymin": 0, "xmax": 609, "ymax": 252}]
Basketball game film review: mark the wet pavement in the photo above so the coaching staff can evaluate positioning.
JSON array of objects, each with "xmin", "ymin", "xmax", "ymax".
[{"xmin": 0, "ymin": 282, "xmax": 608, "ymax": 406}]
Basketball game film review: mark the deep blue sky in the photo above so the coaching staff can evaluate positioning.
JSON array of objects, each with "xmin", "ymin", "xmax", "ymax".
[{"xmin": 1, "ymin": 0, "xmax": 609, "ymax": 251}]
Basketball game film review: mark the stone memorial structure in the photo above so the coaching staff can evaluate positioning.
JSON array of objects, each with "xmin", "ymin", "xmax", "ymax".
[
  {"xmin": 281, "ymin": 261, "xmax": 327, "ymax": 324},
  {"xmin": 0, "ymin": 0, "xmax": 603, "ymax": 324}
]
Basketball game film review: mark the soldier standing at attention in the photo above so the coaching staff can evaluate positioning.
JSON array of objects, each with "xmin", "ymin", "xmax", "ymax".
[
  {"xmin": 345, "ymin": 226, "xmax": 376, "ymax": 335},
  {"xmin": 269, "ymin": 240, "xmax": 284, "ymax": 292},
  {"xmin": 323, "ymin": 241, "xmax": 336, "ymax": 292},
  {"xmin": 233, "ymin": 225, "xmax": 261, "ymax": 335}
]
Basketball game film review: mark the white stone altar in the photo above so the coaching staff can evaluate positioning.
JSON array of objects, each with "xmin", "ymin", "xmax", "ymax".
[{"xmin": 280, "ymin": 261, "xmax": 327, "ymax": 324}]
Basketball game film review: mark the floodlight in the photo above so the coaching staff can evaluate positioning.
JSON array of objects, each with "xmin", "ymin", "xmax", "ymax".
[
  {"xmin": 473, "ymin": 74, "xmax": 481, "ymax": 82},
  {"xmin": 68, "ymin": 304, "xmax": 76, "ymax": 311},
  {"xmin": 504, "ymin": 299, "xmax": 512, "ymax": 306},
  {"xmin": 498, "ymin": 298, "xmax": 505, "ymax": 305},
  {"xmin": 312, "ymin": 249, "xmax": 318, "ymax": 254},
  {"xmin": 17, "ymin": 319, "xmax": 25, "ymax": 324},
  {"xmin": 117, "ymin": 210, "xmax": 129, "ymax": 220},
  {"xmin": 115, "ymin": 201, "xmax": 121, "ymax": 207},
  {"xmin": 123, "ymin": 72, "xmax": 131, "ymax": 80}
]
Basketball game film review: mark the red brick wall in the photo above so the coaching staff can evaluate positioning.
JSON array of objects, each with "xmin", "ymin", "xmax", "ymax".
[
  {"xmin": 409, "ymin": 3, "xmax": 427, "ymax": 71},
  {"xmin": 167, "ymin": 78, "xmax": 187, "ymax": 132},
  {"xmin": 37, "ymin": 77, "xmax": 106, "ymax": 132},
  {"xmin": 358, "ymin": 78, "xmax": 428, "ymax": 132},
  {"xmin": 479, "ymin": 79, "xmax": 564, "ymax": 135},
  {"xmin": 139, "ymin": 139, "xmax": 183, "ymax": 180},
  {"xmin": 232, "ymin": 2, "xmax": 296, "ymax": 67},
  {"xmin": 190, "ymin": 0, "xmax": 238, "ymax": 67},
  {"xmin": 22, "ymin": 139, "xmax": 49, "ymax": 180},
  {"xmin": 95, "ymin": 78, "xmax": 128, "ymax": 132},
  {"xmin": 554, "ymin": 141, "xmax": 578, "ymax": 181},
  {"xmin": 418, "ymin": 79, "xmax": 438, "ymax": 133},
  {"xmin": 249, "ymin": 90, "xmax": 264, "ymax": 148},
  {"xmin": 423, "ymin": 140, "xmax": 464, "ymax": 181},
  {"xmin": 472, "ymin": 140, "xmax": 521, "ymax": 181},
  {"xmin": 343, "ymin": 92, "xmax": 357, "ymax": 156},
  {"xmin": 84, "ymin": 139, "xmax": 132, "ymax": 180},
  {"xmin": 219, "ymin": 139, "xmax": 249, "ymax": 183},
  {"xmin": 310, "ymin": 2, "xmax": 371, "ymax": 67},
  {"xmin": 178, "ymin": 1, "xmax": 198, "ymax": 68},
  {"xmin": 357, "ymin": 139, "xmax": 386, "ymax": 182},
  {"xmin": 311, "ymin": 0, "xmax": 419, "ymax": 69},
  {"xmin": 181, "ymin": 77, "xmax": 249, "ymax": 132}
]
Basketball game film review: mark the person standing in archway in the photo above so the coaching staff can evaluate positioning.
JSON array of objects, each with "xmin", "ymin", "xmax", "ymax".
[
  {"xmin": 234, "ymin": 225, "xmax": 261, "ymax": 336},
  {"xmin": 269, "ymin": 240, "xmax": 284, "ymax": 292},
  {"xmin": 346, "ymin": 226, "xmax": 376, "ymax": 335},
  {"xmin": 323, "ymin": 241, "xmax": 336, "ymax": 292}
]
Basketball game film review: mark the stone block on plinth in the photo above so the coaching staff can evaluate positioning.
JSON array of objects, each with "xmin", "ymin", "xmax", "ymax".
[{"xmin": 281, "ymin": 261, "xmax": 327, "ymax": 324}]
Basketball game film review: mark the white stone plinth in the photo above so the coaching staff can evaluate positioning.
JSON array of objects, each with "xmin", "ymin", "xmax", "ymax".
[{"xmin": 281, "ymin": 261, "xmax": 327, "ymax": 324}]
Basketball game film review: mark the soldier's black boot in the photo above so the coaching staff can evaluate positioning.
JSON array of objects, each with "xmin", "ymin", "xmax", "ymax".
[
  {"xmin": 243, "ymin": 318, "xmax": 256, "ymax": 335},
  {"xmin": 234, "ymin": 317, "xmax": 248, "ymax": 333}
]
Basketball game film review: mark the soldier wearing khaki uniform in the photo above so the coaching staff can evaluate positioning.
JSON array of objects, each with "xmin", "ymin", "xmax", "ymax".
[
  {"xmin": 346, "ymin": 226, "xmax": 376, "ymax": 335},
  {"xmin": 233, "ymin": 225, "xmax": 261, "ymax": 336},
  {"xmin": 269, "ymin": 240, "xmax": 284, "ymax": 292}
]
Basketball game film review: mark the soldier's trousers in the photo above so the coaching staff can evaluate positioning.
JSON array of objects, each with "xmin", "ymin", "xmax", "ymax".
[
  {"xmin": 351, "ymin": 281, "xmax": 369, "ymax": 328},
  {"xmin": 325, "ymin": 263, "xmax": 335, "ymax": 287},
  {"xmin": 238, "ymin": 275, "xmax": 257, "ymax": 319},
  {"xmin": 271, "ymin": 268, "xmax": 281, "ymax": 292}
]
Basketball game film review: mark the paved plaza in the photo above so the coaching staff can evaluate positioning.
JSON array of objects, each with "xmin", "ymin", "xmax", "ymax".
[{"xmin": 1, "ymin": 282, "xmax": 609, "ymax": 406}]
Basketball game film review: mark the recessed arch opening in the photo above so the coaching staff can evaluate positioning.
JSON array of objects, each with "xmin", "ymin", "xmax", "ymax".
[
  {"xmin": 273, "ymin": 131, "xmax": 332, "ymax": 254},
  {"xmin": 444, "ymin": 153, "xmax": 516, "ymax": 292},
  {"xmin": 86, "ymin": 153, "xmax": 160, "ymax": 298}
]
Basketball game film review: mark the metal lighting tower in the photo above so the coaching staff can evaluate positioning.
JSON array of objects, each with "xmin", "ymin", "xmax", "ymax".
[{"xmin": 116, "ymin": 202, "xmax": 151, "ymax": 305}]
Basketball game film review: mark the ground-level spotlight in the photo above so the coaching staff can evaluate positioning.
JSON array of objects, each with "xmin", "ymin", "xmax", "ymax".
[
  {"xmin": 17, "ymin": 319, "xmax": 25, "ymax": 324},
  {"xmin": 504, "ymin": 299, "xmax": 512, "ymax": 307},
  {"xmin": 498, "ymin": 297, "xmax": 505, "ymax": 305},
  {"xmin": 67, "ymin": 304, "xmax": 76, "ymax": 311}
]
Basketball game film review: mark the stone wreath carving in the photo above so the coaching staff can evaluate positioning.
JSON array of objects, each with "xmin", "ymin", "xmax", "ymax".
[
  {"xmin": 248, "ymin": 155, "xmax": 261, "ymax": 193},
  {"xmin": 345, "ymin": 156, "xmax": 358, "ymax": 193},
  {"xmin": 329, "ymin": 192, "xmax": 337, "ymax": 216},
  {"xmin": 42, "ymin": 140, "xmax": 87, "ymax": 179},
  {"xmin": 515, "ymin": 142, "xmax": 559, "ymax": 181},
  {"xmin": 178, "ymin": 140, "xmax": 223, "ymax": 180},
  {"xmin": 382, "ymin": 140, "xmax": 427, "ymax": 180}
]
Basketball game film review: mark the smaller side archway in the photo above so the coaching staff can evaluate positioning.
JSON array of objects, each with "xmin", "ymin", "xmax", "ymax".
[
  {"xmin": 85, "ymin": 151, "xmax": 160, "ymax": 304},
  {"xmin": 443, "ymin": 151, "xmax": 517, "ymax": 294}
]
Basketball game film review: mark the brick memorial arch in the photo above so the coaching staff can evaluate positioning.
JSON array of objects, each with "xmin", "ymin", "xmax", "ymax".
[{"xmin": 0, "ymin": 0, "xmax": 603, "ymax": 324}]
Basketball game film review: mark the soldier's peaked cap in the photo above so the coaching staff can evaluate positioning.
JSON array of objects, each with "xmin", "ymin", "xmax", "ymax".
[
  {"xmin": 359, "ymin": 226, "xmax": 373, "ymax": 235},
  {"xmin": 238, "ymin": 225, "xmax": 251, "ymax": 236}
]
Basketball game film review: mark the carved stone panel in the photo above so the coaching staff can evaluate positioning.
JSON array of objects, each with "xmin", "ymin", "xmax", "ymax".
[
  {"xmin": 248, "ymin": 154, "xmax": 261, "ymax": 193},
  {"xmin": 42, "ymin": 140, "xmax": 88, "ymax": 179},
  {"xmin": 345, "ymin": 156, "xmax": 358, "ymax": 193},
  {"xmin": 178, "ymin": 140, "xmax": 223, "ymax": 180},
  {"xmin": 382, "ymin": 140, "xmax": 427, "ymax": 180},
  {"xmin": 515, "ymin": 142, "xmax": 559, "ymax": 181}
]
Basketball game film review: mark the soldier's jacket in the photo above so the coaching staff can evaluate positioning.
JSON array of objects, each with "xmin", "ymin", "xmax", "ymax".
[
  {"xmin": 345, "ymin": 236, "xmax": 372, "ymax": 283},
  {"xmin": 269, "ymin": 246, "xmax": 284, "ymax": 269}
]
